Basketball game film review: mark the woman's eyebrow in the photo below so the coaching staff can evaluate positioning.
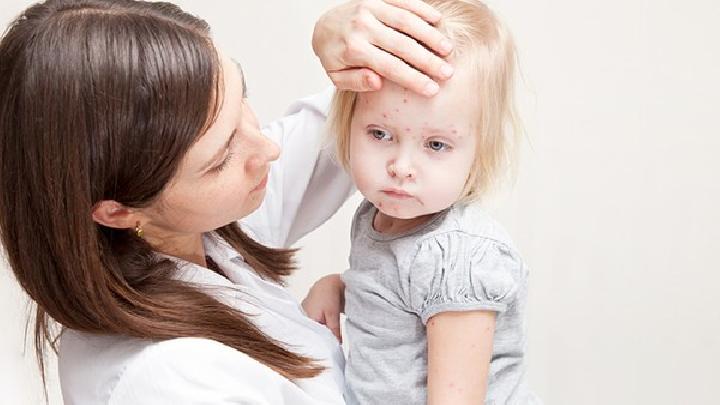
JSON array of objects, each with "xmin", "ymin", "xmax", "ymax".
[
  {"xmin": 231, "ymin": 58, "xmax": 247, "ymax": 98},
  {"xmin": 199, "ymin": 128, "xmax": 237, "ymax": 172}
]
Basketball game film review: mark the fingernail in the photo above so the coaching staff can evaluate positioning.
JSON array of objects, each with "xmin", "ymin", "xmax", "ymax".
[
  {"xmin": 363, "ymin": 74, "xmax": 373, "ymax": 90},
  {"xmin": 440, "ymin": 40, "xmax": 453, "ymax": 54},
  {"xmin": 365, "ymin": 73, "xmax": 380, "ymax": 90},
  {"xmin": 423, "ymin": 81, "xmax": 440, "ymax": 96},
  {"xmin": 441, "ymin": 64, "xmax": 454, "ymax": 79}
]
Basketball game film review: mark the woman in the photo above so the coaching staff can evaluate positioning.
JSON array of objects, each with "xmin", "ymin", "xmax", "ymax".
[{"xmin": 0, "ymin": 0, "xmax": 453, "ymax": 403}]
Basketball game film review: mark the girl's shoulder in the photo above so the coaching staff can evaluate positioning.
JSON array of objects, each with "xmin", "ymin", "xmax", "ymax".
[
  {"xmin": 350, "ymin": 199, "xmax": 519, "ymax": 257},
  {"xmin": 404, "ymin": 205, "xmax": 528, "ymax": 323},
  {"xmin": 419, "ymin": 202, "xmax": 517, "ymax": 251}
]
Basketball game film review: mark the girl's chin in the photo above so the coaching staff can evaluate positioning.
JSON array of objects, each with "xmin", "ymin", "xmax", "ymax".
[
  {"xmin": 374, "ymin": 202, "xmax": 422, "ymax": 220},
  {"xmin": 375, "ymin": 199, "xmax": 452, "ymax": 220}
]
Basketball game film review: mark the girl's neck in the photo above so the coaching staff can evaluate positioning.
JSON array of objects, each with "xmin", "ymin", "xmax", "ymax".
[{"xmin": 372, "ymin": 210, "xmax": 436, "ymax": 235}]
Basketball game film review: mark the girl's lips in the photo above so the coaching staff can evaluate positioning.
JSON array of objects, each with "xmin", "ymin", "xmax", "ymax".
[{"xmin": 381, "ymin": 189, "xmax": 413, "ymax": 199}]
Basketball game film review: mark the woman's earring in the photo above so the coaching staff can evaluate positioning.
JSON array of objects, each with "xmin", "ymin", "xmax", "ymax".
[{"xmin": 134, "ymin": 221, "xmax": 145, "ymax": 239}]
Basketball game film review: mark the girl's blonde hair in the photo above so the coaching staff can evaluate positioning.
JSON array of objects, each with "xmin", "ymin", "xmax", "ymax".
[{"xmin": 329, "ymin": 0, "xmax": 519, "ymax": 202}]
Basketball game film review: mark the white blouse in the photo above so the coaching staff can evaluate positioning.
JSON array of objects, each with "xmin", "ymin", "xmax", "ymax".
[{"xmin": 58, "ymin": 88, "xmax": 354, "ymax": 405}]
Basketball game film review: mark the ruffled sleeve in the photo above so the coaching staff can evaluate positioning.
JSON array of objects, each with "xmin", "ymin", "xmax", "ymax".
[{"xmin": 407, "ymin": 231, "xmax": 526, "ymax": 324}]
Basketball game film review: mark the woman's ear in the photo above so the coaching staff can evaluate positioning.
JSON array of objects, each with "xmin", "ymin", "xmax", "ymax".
[{"xmin": 91, "ymin": 200, "xmax": 141, "ymax": 229}]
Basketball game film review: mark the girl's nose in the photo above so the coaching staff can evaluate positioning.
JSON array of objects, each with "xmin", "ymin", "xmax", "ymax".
[{"xmin": 387, "ymin": 159, "xmax": 415, "ymax": 180}]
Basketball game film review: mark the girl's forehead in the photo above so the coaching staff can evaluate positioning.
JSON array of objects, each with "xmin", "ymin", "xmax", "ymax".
[
  {"xmin": 363, "ymin": 64, "xmax": 476, "ymax": 105},
  {"xmin": 356, "ymin": 75, "xmax": 477, "ymax": 129},
  {"xmin": 358, "ymin": 81, "xmax": 422, "ymax": 105}
]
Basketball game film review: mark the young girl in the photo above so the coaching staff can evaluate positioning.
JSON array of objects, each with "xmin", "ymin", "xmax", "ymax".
[{"xmin": 305, "ymin": 0, "xmax": 541, "ymax": 404}]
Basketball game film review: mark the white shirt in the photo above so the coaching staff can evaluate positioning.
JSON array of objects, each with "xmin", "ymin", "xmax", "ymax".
[{"xmin": 58, "ymin": 88, "xmax": 354, "ymax": 405}]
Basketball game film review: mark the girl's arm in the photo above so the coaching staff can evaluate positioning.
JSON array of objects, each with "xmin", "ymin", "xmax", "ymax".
[{"xmin": 426, "ymin": 310, "xmax": 497, "ymax": 405}]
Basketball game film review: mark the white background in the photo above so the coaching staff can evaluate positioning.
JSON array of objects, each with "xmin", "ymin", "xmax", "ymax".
[{"xmin": 1, "ymin": 1, "xmax": 719, "ymax": 404}]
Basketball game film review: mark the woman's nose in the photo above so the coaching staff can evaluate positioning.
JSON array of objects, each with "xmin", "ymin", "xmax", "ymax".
[
  {"xmin": 244, "ymin": 129, "xmax": 279, "ymax": 174},
  {"xmin": 263, "ymin": 134, "xmax": 280, "ymax": 162},
  {"xmin": 244, "ymin": 102, "xmax": 280, "ymax": 164}
]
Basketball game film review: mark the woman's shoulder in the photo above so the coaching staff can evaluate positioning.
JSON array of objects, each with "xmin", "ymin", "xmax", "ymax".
[
  {"xmin": 58, "ymin": 329, "xmax": 149, "ymax": 404},
  {"xmin": 58, "ymin": 331, "xmax": 295, "ymax": 405}
]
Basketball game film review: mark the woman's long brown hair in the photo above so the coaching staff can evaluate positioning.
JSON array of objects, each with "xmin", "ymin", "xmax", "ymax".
[{"xmin": 0, "ymin": 0, "xmax": 323, "ymax": 388}]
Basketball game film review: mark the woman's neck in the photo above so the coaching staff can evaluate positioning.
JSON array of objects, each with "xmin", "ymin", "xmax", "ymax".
[{"xmin": 145, "ymin": 231, "xmax": 207, "ymax": 267}]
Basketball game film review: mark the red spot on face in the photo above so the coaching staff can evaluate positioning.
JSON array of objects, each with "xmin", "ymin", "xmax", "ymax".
[
  {"xmin": 394, "ymin": 108, "xmax": 400, "ymax": 113},
  {"xmin": 452, "ymin": 129, "xmax": 458, "ymax": 134},
  {"xmin": 405, "ymin": 128, "xmax": 411, "ymax": 132},
  {"xmin": 403, "ymin": 98, "xmax": 408, "ymax": 103},
  {"xmin": 382, "ymin": 113, "xmax": 388, "ymax": 118}
]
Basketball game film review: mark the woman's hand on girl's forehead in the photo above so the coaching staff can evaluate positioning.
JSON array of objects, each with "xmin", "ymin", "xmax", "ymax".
[{"xmin": 313, "ymin": 0, "xmax": 455, "ymax": 97}]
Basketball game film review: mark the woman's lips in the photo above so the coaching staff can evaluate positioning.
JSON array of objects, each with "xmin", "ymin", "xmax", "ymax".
[{"xmin": 251, "ymin": 174, "xmax": 268, "ymax": 192}]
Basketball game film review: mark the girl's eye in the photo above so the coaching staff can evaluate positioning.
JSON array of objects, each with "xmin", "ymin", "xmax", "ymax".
[
  {"xmin": 369, "ymin": 128, "xmax": 392, "ymax": 141},
  {"xmin": 427, "ymin": 140, "xmax": 450, "ymax": 151}
]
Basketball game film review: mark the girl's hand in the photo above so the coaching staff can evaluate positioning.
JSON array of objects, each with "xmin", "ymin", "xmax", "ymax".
[
  {"xmin": 312, "ymin": 0, "xmax": 455, "ymax": 96},
  {"xmin": 301, "ymin": 274, "xmax": 345, "ymax": 342}
]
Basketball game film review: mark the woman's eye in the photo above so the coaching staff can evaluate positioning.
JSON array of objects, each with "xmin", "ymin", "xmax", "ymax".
[
  {"xmin": 427, "ymin": 140, "xmax": 449, "ymax": 151},
  {"xmin": 211, "ymin": 152, "xmax": 233, "ymax": 173},
  {"xmin": 210, "ymin": 151, "xmax": 233, "ymax": 173},
  {"xmin": 369, "ymin": 128, "xmax": 392, "ymax": 141}
]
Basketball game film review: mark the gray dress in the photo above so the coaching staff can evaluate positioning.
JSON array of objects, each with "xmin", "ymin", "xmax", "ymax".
[{"xmin": 343, "ymin": 199, "xmax": 541, "ymax": 405}]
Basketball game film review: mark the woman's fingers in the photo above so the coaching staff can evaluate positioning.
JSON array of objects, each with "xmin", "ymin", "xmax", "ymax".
[
  {"xmin": 313, "ymin": 0, "xmax": 453, "ymax": 96},
  {"xmin": 371, "ymin": 0, "xmax": 453, "ymax": 57},
  {"xmin": 382, "ymin": 0, "xmax": 442, "ymax": 23},
  {"xmin": 368, "ymin": 45, "xmax": 440, "ymax": 95},
  {"xmin": 366, "ymin": 15, "xmax": 454, "ymax": 82},
  {"xmin": 328, "ymin": 68, "xmax": 383, "ymax": 92}
]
